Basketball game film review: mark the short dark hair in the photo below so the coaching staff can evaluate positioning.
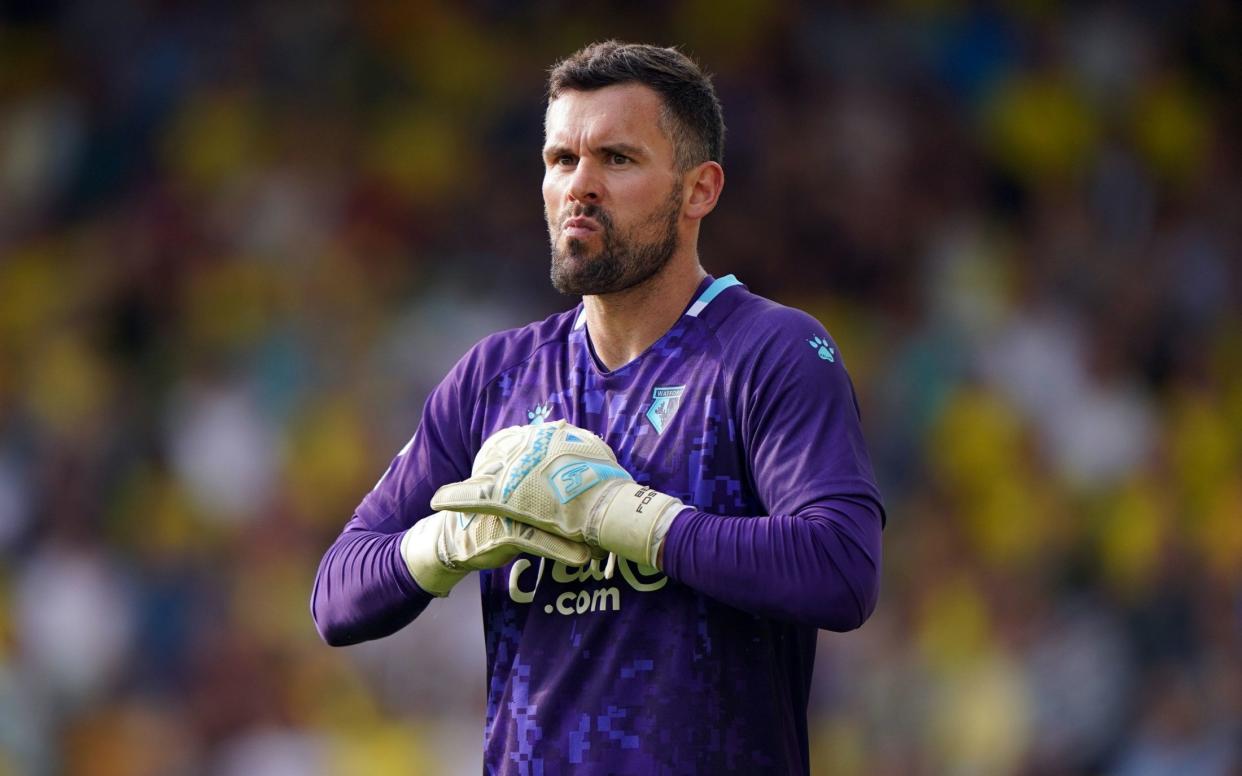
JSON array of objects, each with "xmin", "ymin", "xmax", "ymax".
[{"xmin": 547, "ymin": 41, "xmax": 725, "ymax": 172}]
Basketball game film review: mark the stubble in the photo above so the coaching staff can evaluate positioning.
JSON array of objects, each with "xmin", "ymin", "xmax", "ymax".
[{"xmin": 548, "ymin": 185, "xmax": 682, "ymax": 296}]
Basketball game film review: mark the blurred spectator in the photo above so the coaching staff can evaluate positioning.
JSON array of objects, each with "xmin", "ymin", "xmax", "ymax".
[{"xmin": 0, "ymin": 2, "xmax": 1238, "ymax": 773}]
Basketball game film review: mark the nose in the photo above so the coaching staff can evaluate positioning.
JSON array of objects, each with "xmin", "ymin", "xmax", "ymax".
[{"xmin": 566, "ymin": 160, "xmax": 601, "ymax": 205}]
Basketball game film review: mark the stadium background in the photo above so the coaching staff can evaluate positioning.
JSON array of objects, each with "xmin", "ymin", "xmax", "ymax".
[{"xmin": 1, "ymin": 2, "xmax": 1240, "ymax": 774}]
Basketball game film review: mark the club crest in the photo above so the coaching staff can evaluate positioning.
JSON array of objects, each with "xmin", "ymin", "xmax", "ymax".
[{"xmin": 645, "ymin": 385, "xmax": 685, "ymax": 434}]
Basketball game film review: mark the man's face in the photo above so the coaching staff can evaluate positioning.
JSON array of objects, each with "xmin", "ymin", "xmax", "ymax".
[{"xmin": 542, "ymin": 83, "xmax": 683, "ymax": 296}]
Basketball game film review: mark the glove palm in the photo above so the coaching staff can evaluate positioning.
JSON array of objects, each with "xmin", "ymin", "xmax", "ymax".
[
  {"xmin": 430, "ymin": 421, "xmax": 686, "ymax": 569},
  {"xmin": 401, "ymin": 510, "xmax": 591, "ymax": 597}
]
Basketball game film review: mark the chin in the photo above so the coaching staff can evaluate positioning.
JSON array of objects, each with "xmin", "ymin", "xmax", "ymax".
[{"xmin": 563, "ymin": 238, "xmax": 600, "ymax": 261}]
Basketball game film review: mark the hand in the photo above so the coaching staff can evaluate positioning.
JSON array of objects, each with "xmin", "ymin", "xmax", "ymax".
[
  {"xmin": 430, "ymin": 421, "xmax": 687, "ymax": 569},
  {"xmin": 400, "ymin": 510, "xmax": 592, "ymax": 597}
]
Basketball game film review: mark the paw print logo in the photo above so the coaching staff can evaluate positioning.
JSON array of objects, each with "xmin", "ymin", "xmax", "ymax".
[
  {"xmin": 527, "ymin": 403, "xmax": 551, "ymax": 424},
  {"xmin": 807, "ymin": 336, "xmax": 836, "ymax": 362}
]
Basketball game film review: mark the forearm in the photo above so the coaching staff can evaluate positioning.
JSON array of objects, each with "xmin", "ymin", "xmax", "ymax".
[
  {"xmin": 660, "ymin": 498, "xmax": 882, "ymax": 631},
  {"xmin": 311, "ymin": 519, "xmax": 435, "ymax": 646}
]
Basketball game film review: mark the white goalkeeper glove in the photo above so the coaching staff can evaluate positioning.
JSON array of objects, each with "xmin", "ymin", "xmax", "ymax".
[
  {"xmin": 429, "ymin": 420, "xmax": 687, "ymax": 572},
  {"xmin": 400, "ymin": 510, "xmax": 592, "ymax": 597}
]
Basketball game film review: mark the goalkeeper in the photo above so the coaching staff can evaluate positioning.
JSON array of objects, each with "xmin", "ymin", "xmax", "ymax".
[{"xmin": 312, "ymin": 40, "xmax": 884, "ymax": 775}]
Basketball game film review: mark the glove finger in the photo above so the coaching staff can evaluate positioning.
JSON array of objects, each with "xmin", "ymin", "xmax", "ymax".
[
  {"xmin": 432, "ymin": 486, "xmax": 559, "ymax": 533},
  {"xmin": 477, "ymin": 460, "xmax": 504, "ymax": 477},
  {"xmin": 431, "ymin": 479, "xmax": 497, "ymax": 511},
  {"xmin": 511, "ymin": 528, "xmax": 592, "ymax": 566}
]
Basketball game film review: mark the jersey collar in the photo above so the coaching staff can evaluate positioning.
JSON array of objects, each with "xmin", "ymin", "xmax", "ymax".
[{"xmin": 572, "ymin": 273, "xmax": 742, "ymax": 330}]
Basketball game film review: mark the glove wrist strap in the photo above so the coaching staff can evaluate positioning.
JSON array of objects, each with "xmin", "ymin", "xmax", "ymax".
[
  {"xmin": 594, "ymin": 484, "xmax": 687, "ymax": 569},
  {"xmin": 400, "ymin": 517, "xmax": 466, "ymax": 597}
]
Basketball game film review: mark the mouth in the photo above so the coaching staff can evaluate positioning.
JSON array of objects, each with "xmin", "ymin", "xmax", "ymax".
[{"xmin": 562, "ymin": 216, "xmax": 600, "ymax": 239}]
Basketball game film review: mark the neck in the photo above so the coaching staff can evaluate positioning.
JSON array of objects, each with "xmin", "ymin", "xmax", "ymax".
[{"xmin": 582, "ymin": 254, "xmax": 707, "ymax": 371}]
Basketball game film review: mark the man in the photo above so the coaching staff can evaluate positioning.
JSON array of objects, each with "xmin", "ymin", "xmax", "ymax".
[{"xmin": 312, "ymin": 41, "xmax": 884, "ymax": 774}]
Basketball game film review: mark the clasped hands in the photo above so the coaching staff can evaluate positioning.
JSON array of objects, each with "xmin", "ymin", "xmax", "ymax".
[{"xmin": 401, "ymin": 420, "xmax": 686, "ymax": 596}]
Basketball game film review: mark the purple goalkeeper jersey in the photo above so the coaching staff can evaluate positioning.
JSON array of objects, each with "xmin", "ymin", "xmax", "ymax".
[{"xmin": 312, "ymin": 275, "xmax": 885, "ymax": 775}]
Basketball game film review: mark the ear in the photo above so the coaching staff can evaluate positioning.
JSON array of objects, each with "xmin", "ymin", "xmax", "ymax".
[{"xmin": 682, "ymin": 161, "xmax": 724, "ymax": 220}]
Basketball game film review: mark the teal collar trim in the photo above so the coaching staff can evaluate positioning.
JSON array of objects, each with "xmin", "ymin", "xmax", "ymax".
[
  {"xmin": 571, "ymin": 273, "xmax": 741, "ymax": 329},
  {"xmin": 685, "ymin": 274, "xmax": 741, "ymax": 318}
]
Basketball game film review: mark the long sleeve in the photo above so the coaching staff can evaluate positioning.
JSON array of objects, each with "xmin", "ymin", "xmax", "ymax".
[
  {"xmin": 309, "ymin": 345, "xmax": 478, "ymax": 647},
  {"xmin": 661, "ymin": 497, "xmax": 881, "ymax": 631},
  {"xmin": 662, "ymin": 305, "xmax": 886, "ymax": 631},
  {"xmin": 311, "ymin": 516, "xmax": 435, "ymax": 646}
]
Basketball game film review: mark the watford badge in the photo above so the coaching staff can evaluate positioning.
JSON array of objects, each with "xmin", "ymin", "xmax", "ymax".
[{"xmin": 645, "ymin": 385, "xmax": 685, "ymax": 435}]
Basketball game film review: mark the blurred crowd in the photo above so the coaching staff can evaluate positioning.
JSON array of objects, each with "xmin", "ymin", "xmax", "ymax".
[{"xmin": 1, "ymin": 1, "xmax": 1240, "ymax": 774}]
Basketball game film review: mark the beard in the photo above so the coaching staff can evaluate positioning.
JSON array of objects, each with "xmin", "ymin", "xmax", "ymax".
[{"xmin": 548, "ymin": 185, "xmax": 682, "ymax": 296}]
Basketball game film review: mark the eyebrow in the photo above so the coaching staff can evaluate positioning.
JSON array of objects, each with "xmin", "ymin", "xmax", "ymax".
[
  {"xmin": 542, "ymin": 144, "xmax": 573, "ymax": 160},
  {"xmin": 542, "ymin": 142, "xmax": 648, "ymax": 160}
]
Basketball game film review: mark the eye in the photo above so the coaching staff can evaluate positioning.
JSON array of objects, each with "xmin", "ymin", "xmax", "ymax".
[
  {"xmin": 556, "ymin": 154, "xmax": 576, "ymax": 166},
  {"xmin": 608, "ymin": 153, "xmax": 629, "ymax": 165}
]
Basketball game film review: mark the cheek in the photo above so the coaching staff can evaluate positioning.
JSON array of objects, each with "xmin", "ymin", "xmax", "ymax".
[{"xmin": 542, "ymin": 177, "xmax": 560, "ymax": 218}]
